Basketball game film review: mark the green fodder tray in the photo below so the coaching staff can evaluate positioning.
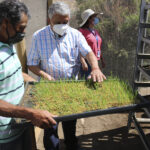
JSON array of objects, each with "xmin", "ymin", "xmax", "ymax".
[{"xmin": 21, "ymin": 77, "xmax": 138, "ymax": 116}]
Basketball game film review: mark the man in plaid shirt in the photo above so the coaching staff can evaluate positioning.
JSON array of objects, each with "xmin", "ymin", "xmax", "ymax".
[{"xmin": 27, "ymin": 2, "xmax": 106, "ymax": 150}]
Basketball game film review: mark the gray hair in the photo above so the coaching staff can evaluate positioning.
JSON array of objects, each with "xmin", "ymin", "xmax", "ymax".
[{"xmin": 48, "ymin": 1, "xmax": 70, "ymax": 19}]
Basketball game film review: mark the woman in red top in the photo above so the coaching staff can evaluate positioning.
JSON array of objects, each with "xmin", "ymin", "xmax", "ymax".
[{"xmin": 79, "ymin": 9, "xmax": 105, "ymax": 79}]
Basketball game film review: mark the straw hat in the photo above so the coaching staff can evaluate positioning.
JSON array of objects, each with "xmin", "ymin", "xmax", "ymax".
[{"xmin": 80, "ymin": 9, "xmax": 98, "ymax": 27}]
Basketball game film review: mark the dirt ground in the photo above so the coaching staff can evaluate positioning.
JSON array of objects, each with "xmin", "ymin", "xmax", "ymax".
[{"xmin": 35, "ymin": 112, "xmax": 150, "ymax": 150}]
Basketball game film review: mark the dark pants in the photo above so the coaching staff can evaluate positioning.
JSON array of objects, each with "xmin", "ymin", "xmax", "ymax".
[
  {"xmin": 0, "ymin": 136, "xmax": 23, "ymax": 150},
  {"xmin": 0, "ymin": 127, "xmax": 33, "ymax": 150},
  {"xmin": 80, "ymin": 60, "xmax": 91, "ymax": 80},
  {"xmin": 44, "ymin": 120, "xmax": 78, "ymax": 150}
]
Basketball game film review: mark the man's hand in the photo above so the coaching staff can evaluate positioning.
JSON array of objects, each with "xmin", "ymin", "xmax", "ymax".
[
  {"xmin": 90, "ymin": 68, "xmax": 106, "ymax": 82},
  {"xmin": 80, "ymin": 55, "xmax": 88, "ymax": 71},
  {"xmin": 85, "ymin": 52, "xmax": 106, "ymax": 82},
  {"xmin": 45, "ymin": 74, "xmax": 55, "ymax": 81},
  {"xmin": 28, "ymin": 66, "xmax": 55, "ymax": 81},
  {"xmin": 30, "ymin": 110, "xmax": 56, "ymax": 129},
  {"xmin": 22, "ymin": 72, "xmax": 37, "ymax": 82},
  {"xmin": 0, "ymin": 100, "xmax": 56, "ymax": 129}
]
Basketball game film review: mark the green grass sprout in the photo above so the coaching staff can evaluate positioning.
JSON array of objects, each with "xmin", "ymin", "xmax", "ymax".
[{"xmin": 27, "ymin": 76, "xmax": 138, "ymax": 116}]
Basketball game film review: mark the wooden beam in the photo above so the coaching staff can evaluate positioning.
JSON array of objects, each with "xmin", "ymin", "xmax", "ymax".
[
  {"xmin": 47, "ymin": 0, "xmax": 53, "ymax": 24},
  {"xmin": 15, "ymin": 0, "xmax": 28, "ymax": 73},
  {"xmin": 47, "ymin": 0, "xmax": 53, "ymax": 7},
  {"xmin": 16, "ymin": 39, "xmax": 28, "ymax": 73}
]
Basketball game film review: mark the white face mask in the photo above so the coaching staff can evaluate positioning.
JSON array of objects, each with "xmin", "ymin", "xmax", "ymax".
[{"xmin": 53, "ymin": 24, "xmax": 69, "ymax": 36}]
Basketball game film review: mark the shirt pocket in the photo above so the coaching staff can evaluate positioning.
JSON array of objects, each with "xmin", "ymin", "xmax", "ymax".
[
  {"xmin": 68, "ymin": 46, "xmax": 79, "ymax": 65},
  {"xmin": 70, "ymin": 45, "xmax": 79, "ymax": 59}
]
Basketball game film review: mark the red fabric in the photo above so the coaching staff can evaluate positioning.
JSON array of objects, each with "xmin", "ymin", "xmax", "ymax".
[{"xmin": 79, "ymin": 28, "xmax": 102, "ymax": 60}]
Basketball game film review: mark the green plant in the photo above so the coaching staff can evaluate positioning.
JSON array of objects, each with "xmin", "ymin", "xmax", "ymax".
[{"xmin": 28, "ymin": 77, "xmax": 138, "ymax": 116}]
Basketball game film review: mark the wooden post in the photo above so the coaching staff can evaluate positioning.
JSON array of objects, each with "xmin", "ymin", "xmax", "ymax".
[
  {"xmin": 47, "ymin": 0, "xmax": 53, "ymax": 8},
  {"xmin": 47, "ymin": 0, "xmax": 53, "ymax": 24},
  {"xmin": 17, "ymin": 0, "xmax": 27, "ymax": 73},
  {"xmin": 16, "ymin": 39, "xmax": 28, "ymax": 73}
]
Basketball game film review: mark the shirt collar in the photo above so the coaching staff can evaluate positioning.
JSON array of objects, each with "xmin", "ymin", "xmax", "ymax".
[
  {"xmin": 0, "ymin": 41, "xmax": 12, "ymax": 49},
  {"xmin": 48, "ymin": 25, "xmax": 54, "ymax": 36}
]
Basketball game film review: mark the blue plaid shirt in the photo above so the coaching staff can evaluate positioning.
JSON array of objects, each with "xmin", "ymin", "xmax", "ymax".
[{"xmin": 27, "ymin": 25, "xmax": 92, "ymax": 79}]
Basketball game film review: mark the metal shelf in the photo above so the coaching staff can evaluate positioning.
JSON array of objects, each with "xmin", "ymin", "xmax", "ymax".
[
  {"xmin": 132, "ymin": 1, "xmax": 150, "ymax": 149},
  {"xmin": 142, "ymin": 37, "xmax": 150, "ymax": 44},
  {"xmin": 137, "ymin": 53, "xmax": 150, "ymax": 59},
  {"xmin": 138, "ymin": 66, "xmax": 150, "ymax": 80},
  {"xmin": 140, "ymin": 23, "xmax": 150, "ymax": 28},
  {"xmin": 145, "ymin": 4, "xmax": 150, "ymax": 10},
  {"xmin": 134, "ymin": 81, "xmax": 150, "ymax": 87}
]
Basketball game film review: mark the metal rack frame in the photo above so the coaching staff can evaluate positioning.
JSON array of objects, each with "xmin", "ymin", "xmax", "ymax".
[{"xmin": 130, "ymin": 0, "xmax": 150, "ymax": 149}]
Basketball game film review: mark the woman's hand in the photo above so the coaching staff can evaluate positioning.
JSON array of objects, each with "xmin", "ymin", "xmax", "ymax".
[{"xmin": 82, "ymin": 62, "xmax": 88, "ymax": 71}]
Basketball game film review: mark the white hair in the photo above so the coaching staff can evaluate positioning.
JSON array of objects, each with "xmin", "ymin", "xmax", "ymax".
[{"xmin": 48, "ymin": 2, "xmax": 70, "ymax": 19}]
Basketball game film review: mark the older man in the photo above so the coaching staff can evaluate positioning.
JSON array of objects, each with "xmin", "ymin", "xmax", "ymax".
[
  {"xmin": 0, "ymin": 1, "xmax": 56, "ymax": 149},
  {"xmin": 27, "ymin": 2, "xmax": 106, "ymax": 150}
]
